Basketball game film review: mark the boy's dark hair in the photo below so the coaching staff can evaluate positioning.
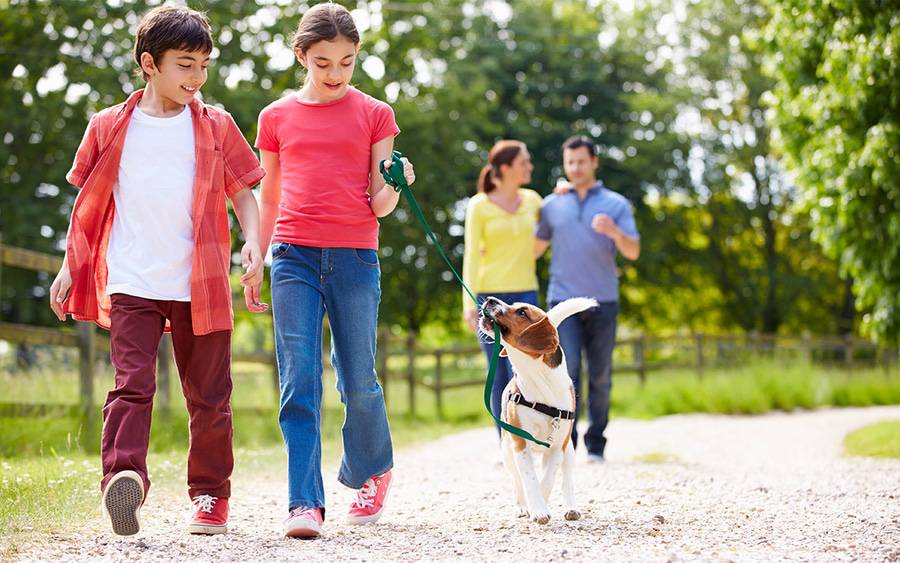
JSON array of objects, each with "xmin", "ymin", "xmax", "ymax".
[
  {"xmin": 291, "ymin": 3, "xmax": 360, "ymax": 53},
  {"xmin": 562, "ymin": 135, "xmax": 599, "ymax": 157},
  {"xmin": 134, "ymin": 6, "xmax": 213, "ymax": 81}
]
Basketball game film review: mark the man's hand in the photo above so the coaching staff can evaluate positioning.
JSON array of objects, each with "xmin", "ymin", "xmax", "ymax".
[
  {"xmin": 49, "ymin": 264, "xmax": 72, "ymax": 321},
  {"xmin": 591, "ymin": 213, "xmax": 620, "ymax": 239},
  {"xmin": 553, "ymin": 177, "xmax": 574, "ymax": 194}
]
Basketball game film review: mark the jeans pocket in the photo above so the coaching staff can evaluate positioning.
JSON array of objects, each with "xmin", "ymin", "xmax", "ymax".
[
  {"xmin": 271, "ymin": 242, "xmax": 291, "ymax": 260},
  {"xmin": 354, "ymin": 249, "xmax": 379, "ymax": 268}
]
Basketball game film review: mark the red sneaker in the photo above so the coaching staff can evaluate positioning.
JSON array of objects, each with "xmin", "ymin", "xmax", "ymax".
[
  {"xmin": 284, "ymin": 506, "xmax": 323, "ymax": 538},
  {"xmin": 347, "ymin": 470, "xmax": 392, "ymax": 525},
  {"xmin": 187, "ymin": 495, "xmax": 228, "ymax": 535}
]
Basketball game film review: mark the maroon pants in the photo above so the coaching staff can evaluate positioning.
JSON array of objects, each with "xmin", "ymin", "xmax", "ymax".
[{"xmin": 100, "ymin": 294, "xmax": 233, "ymax": 499}]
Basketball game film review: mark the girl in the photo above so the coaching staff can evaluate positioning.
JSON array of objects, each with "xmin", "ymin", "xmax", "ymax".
[
  {"xmin": 463, "ymin": 140, "xmax": 542, "ymax": 436},
  {"xmin": 248, "ymin": 4, "xmax": 414, "ymax": 538}
]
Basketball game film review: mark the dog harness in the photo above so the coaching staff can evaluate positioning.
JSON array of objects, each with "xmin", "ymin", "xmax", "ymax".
[{"xmin": 508, "ymin": 392, "xmax": 576, "ymax": 421}]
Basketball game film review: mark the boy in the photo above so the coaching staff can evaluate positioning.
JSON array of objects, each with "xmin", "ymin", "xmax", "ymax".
[{"xmin": 48, "ymin": 6, "xmax": 264, "ymax": 536}]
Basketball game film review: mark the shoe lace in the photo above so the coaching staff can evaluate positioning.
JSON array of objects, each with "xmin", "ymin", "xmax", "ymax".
[
  {"xmin": 352, "ymin": 478, "xmax": 378, "ymax": 509},
  {"xmin": 289, "ymin": 506, "xmax": 318, "ymax": 519},
  {"xmin": 192, "ymin": 494, "xmax": 217, "ymax": 514}
]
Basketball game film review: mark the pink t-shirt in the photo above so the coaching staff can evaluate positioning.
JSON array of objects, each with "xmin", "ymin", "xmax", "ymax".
[{"xmin": 256, "ymin": 87, "xmax": 400, "ymax": 249}]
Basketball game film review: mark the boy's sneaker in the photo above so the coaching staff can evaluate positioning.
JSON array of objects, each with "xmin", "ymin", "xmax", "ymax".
[
  {"xmin": 187, "ymin": 495, "xmax": 228, "ymax": 535},
  {"xmin": 101, "ymin": 470, "xmax": 144, "ymax": 536},
  {"xmin": 347, "ymin": 470, "xmax": 392, "ymax": 525},
  {"xmin": 284, "ymin": 506, "xmax": 323, "ymax": 538}
]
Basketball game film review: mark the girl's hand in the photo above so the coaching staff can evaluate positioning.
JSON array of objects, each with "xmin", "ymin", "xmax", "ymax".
[
  {"xmin": 401, "ymin": 157, "xmax": 416, "ymax": 185},
  {"xmin": 49, "ymin": 264, "xmax": 72, "ymax": 321},
  {"xmin": 243, "ymin": 282, "xmax": 268, "ymax": 313}
]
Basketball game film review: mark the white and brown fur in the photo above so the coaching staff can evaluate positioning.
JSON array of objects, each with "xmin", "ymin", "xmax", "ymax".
[{"xmin": 480, "ymin": 296, "xmax": 598, "ymax": 524}]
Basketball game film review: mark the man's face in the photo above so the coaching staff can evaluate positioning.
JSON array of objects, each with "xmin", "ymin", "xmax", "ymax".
[
  {"xmin": 563, "ymin": 146, "xmax": 599, "ymax": 185},
  {"xmin": 144, "ymin": 48, "xmax": 210, "ymax": 105}
]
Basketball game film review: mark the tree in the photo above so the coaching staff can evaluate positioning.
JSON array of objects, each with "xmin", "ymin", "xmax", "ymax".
[{"xmin": 763, "ymin": 0, "xmax": 900, "ymax": 343}]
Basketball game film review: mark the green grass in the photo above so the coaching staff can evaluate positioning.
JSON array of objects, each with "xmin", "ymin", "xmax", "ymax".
[{"xmin": 844, "ymin": 420, "xmax": 900, "ymax": 459}]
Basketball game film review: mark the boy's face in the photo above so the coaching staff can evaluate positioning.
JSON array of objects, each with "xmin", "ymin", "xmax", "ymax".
[
  {"xmin": 563, "ymin": 146, "xmax": 599, "ymax": 185},
  {"xmin": 296, "ymin": 37, "xmax": 358, "ymax": 100},
  {"xmin": 141, "ymin": 48, "xmax": 210, "ymax": 105}
]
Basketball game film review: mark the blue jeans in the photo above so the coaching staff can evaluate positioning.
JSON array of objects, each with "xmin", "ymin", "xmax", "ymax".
[
  {"xmin": 476, "ymin": 290, "xmax": 539, "ymax": 435},
  {"xmin": 271, "ymin": 243, "xmax": 393, "ymax": 513},
  {"xmin": 553, "ymin": 300, "xmax": 619, "ymax": 456}
]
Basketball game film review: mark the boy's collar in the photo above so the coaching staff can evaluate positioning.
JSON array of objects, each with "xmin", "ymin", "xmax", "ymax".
[{"xmin": 117, "ymin": 88, "xmax": 208, "ymax": 118}]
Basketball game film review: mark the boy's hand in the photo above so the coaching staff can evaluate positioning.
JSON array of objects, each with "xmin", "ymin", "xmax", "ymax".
[
  {"xmin": 49, "ymin": 265, "xmax": 72, "ymax": 321},
  {"xmin": 239, "ymin": 241, "xmax": 263, "ymax": 288},
  {"xmin": 243, "ymin": 282, "xmax": 269, "ymax": 313}
]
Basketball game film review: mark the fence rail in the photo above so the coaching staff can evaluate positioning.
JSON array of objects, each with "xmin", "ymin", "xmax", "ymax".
[{"xmin": 2, "ymin": 243, "xmax": 897, "ymax": 421}]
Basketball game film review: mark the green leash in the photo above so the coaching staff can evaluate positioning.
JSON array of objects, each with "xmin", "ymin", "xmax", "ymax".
[{"xmin": 380, "ymin": 150, "xmax": 550, "ymax": 448}]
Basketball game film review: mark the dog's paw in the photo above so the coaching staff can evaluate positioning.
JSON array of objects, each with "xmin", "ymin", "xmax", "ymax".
[
  {"xmin": 564, "ymin": 509, "xmax": 582, "ymax": 521},
  {"xmin": 516, "ymin": 507, "xmax": 528, "ymax": 518},
  {"xmin": 531, "ymin": 512, "xmax": 551, "ymax": 525}
]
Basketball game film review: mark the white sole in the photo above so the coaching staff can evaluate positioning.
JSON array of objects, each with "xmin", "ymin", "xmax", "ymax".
[
  {"xmin": 188, "ymin": 523, "xmax": 227, "ymax": 535},
  {"xmin": 284, "ymin": 521, "xmax": 322, "ymax": 538},
  {"xmin": 101, "ymin": 471, "xmax": 144, "ymax": 536}
]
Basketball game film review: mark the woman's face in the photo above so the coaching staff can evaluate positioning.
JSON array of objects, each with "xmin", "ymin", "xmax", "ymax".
[
  {"xmin": 501, "ymin": 148, "xmax": 534, "ymax": 187},
  {"xmin": 296, "ymin": 36, "xmax": 358, "ymax": 101}
]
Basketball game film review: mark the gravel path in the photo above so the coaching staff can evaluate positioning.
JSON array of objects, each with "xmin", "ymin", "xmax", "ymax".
[{"xmin": 11, "ymin": 406, "xmax": 900, "ymax": 562}]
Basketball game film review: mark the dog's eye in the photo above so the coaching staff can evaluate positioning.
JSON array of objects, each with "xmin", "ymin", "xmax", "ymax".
[{"xmin": 517, "ymin": 308, "xmax": 528, "ymax": 318}]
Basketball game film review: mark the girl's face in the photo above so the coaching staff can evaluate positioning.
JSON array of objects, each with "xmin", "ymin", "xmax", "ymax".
[
  {"xmin": 501, "ymin": 148, "xmax": 534, "ymax": 187},
  {"xmin": 296, "ymin": 36, "xmax": 358, "ymax": 101}
]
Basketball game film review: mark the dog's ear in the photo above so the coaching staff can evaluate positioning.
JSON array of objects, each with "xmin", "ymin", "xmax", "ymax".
[{"xmin": 516, "ymin": 317, "xmax": 559, "ymax": 357}]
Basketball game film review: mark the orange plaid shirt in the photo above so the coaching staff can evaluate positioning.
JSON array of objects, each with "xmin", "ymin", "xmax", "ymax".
[{"xmin": 64, "ymin": 90, "xmax": 265, "ymax": 335}]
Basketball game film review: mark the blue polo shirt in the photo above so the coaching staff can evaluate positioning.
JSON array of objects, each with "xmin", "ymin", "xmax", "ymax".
[{"xmin": 535, "ymin": 181, "xmax": 639, "ymax": 304}]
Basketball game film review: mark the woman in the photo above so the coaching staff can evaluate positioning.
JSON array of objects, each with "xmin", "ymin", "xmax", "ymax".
[{"xmin": 463, "ymin": 140, "xmax": 542, "ymax": 433}]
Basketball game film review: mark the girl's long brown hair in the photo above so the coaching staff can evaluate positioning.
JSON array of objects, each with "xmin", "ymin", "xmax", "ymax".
[{"xmin": 291, "ymin": 3, "xmax": 360, "ymax": 53}]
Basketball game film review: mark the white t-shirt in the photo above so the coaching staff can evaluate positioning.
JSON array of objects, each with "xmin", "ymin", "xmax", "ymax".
[{"xmin": 106, "ymin": 105, "xmax": 196, "ymax": 301}]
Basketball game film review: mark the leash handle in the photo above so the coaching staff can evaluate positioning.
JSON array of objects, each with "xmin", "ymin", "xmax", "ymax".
[{"xmin": 385, "ymin": 151, "xmax": 550, "ymax": 448}]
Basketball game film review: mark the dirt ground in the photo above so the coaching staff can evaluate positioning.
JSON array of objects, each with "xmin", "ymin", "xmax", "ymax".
[{"xmin": 9, "ymin": 406, "xmax": 900, "ymax": 562}]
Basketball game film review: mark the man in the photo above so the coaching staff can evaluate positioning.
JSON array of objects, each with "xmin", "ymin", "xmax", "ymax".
[{"xmin": 534, "ymin": 136, "xmax": 640, "ymax": 462}]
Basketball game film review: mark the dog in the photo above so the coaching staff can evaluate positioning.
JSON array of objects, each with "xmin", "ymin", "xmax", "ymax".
[{"xmin": 480, "ymin": 296, "xmax": 598, "ymax": 524}]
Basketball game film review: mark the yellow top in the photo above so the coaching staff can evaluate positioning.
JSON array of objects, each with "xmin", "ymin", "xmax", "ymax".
[{"xmin": 462, "ymin": 188, "xmax": 542, "ymax": 314}]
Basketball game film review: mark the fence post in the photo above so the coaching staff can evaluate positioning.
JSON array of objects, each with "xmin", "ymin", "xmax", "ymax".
[
  {"xmin": 844, "ymin": 335, "xmax": 853, "ymax": 366},
  {"xmin": 633, "ymin": 335, "xmax": 646, "ymax": 385},
  {"xmin": 434, "ymin": 350, "xmax": 444, "ymax": 420},
  {"xmin": 157, "ymin": 333, "xmax": 172, "ymax": 414},
  {"xmin": 406, "ymin": 334, "xmax": 416, "ymax": 416},
  {"xmin": 77, "ymin": 322, "xmax": 95, "ymax": 418},
  {"xmin": 695, "ymin": 333, "xmax": 704, "ymax": 379},
  {"xmin": 377, "ymin": 326, "xmax": 389, "ymax": 406}
]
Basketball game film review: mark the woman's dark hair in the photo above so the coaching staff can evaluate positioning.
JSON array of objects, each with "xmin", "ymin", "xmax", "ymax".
[
  {"xmin": 134, "ymin": 6, "xmax": 213, "ymax": 81},
  {"xmin": 291, "ymin": 3, "xmax": 360, "ymax": 53},
  {"xmin": 562, "ymin": 135, "xmax": 598, "ymax": 157},
  {"xmin": 478, "ymin": 140, "xmax": 526, "ymax": 193}
]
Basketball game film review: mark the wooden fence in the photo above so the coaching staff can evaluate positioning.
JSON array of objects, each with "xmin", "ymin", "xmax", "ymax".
[{"xmin": 1, "ymin": 243, "xmax": 897, "ymax": 420}]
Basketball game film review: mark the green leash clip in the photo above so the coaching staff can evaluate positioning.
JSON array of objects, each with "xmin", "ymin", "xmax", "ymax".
[{"xmin": 380, "ymin": 150, "xmax": 550, "ymax": 448}]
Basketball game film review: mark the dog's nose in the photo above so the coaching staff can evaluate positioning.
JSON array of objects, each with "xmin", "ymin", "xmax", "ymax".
[{"xmin": 482, "ymin": 296, "xmax": 504, "ymax": 314}]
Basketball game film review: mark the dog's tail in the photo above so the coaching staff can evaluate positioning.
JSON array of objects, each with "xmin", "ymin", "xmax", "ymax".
[{"xmin": 547, "ymin": 297, "xmax": 599, "ymax": 328}]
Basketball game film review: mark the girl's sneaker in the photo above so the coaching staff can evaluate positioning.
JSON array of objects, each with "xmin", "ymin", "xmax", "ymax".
[
  {"xmin": 101, "ymin": 470, "xmax": 144, "ymax": 536},
  {"xmin": 347, "ymin": 470, "xmax": 392, "ymax": 525},
  {"xmin": 284, "ymin": 506, "xmax": 323, "ymax": 538},
  {"xmin": 188, "ymin": 495, "xmax": 229, "ymax": 535}
]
